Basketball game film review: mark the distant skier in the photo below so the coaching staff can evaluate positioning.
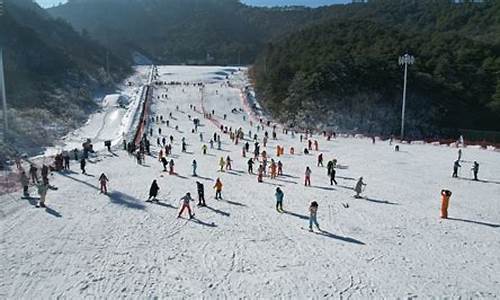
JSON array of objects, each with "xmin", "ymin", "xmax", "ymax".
[
  {"xmin": 247, "ymin": 158, "xmax": 254, "ymax": 174},
  {"xmin": 452, "ymin": 160, "xmax": 461, "ymax": 178},
  {"xmin": 327, "ymin": 159, "xmax": 334, "ymax": 176},
  {"xmin": 202, "ymin": 144, "xmax": 208, "ymax": 155},
  {"xmin": 354, "ymin": 177, "xmax": 366, "ymax": 198},
  {"xmin": 275, "ymin": 187, "xmax": 284, "ymax": 212},
  {"xmin": 20, "ymin": 170, "xmax": 30, "ymax": 198},
  {"xmin": 148, "ymin": 180, "xmax": 160, "ymax": 202},
  {"xmin": 304, "ymin": 167, "xmax": 312, "ymax": 186},
  {"xmin": 225, "ymin": 156, "xmax": 232, "ymax": 170},
  {"xmin": 440, "ymin": 189, "xmax": 452, "ymax": 219},
  {"xmin": 330, "ymin": 167, "xmax": 337, "ymax": 185},
  {"xmin": 196, "ymin": 181, "xmax": 206, "ymax": 206},
  {"xmin": 41, "ymin": 164, "xmax": 49, "ymax": 185},
  {"xmin": 471, "ymin": 161, "xmax": 479, "ymax": 181},
  {"xmin": 277, "ymin": 161, "xmax": 283, "ymax": 176},
  {"xmin": 63, "ymin": 153, "xmax": 70, "ymax": 170},
  {"xmin": 36, "ymin": 182, "xmax": 49, "ymax": 208},
  {"xmin": 192, "ymin": 160, "xmax": 197, "ymax": 176},
  {"xmin": 29, "ymin": 164, "xmax": 38, "ymax": 184},
  {"xmin": 161, "ymin": 157, "xmax": 168, "ymax": 171},
  {"xmin": 169, "ymin": 159, "xmax": 175, "ymax": 175},
  {"xmin": 308, "ymin": 201, "xmax": 320, "ymax": 231},
  {"xmin": 213, "ymin": 178, "xmax": 223, "ymax": 200},
  {"xmin": 457, "ymin": 149, "xmax": 462, "ymax": 161},
  {"xmin": 80, "ymin": 158, "xmax": 87, "ymax": 174},
  {"xmin": 317, "ymin": 153, "xmax": 324, "ymax": 167},
  {"xmin": 99, "ymin": 173, "xmax": 109, "ymax": 194},
  {"xmin": 219, "ymin": 157, "xmax": 225, "ymax": 172},
  {"xmin": 178, "ymin": 192, "xmax": 195, "ymax": 219}
]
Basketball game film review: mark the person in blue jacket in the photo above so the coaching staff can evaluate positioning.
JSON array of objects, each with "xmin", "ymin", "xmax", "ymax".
[{"xmin": 275, "ymin": 187, "xmax": 284, "ymax": 212}]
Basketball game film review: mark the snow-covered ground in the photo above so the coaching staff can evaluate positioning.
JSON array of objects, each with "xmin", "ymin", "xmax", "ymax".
[
  {"xmin": 43, "ymin": 66, "xmax": 152, "ymax": 156},
  {"xmin": 1, "ymin": 66, "xmax": 500, "ymax": 298}
]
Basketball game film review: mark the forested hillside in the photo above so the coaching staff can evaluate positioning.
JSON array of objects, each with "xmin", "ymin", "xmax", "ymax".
[
  {"xmin": 251, "ymin": 0, "xmax": 500, "ymax": 138},
  {"xmin": 0, "ymin": 0, "xmax": 131, "ymax": 154}
]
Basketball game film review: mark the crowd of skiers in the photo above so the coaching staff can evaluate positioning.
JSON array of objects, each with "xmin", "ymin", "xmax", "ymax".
[{"xmin": 14, "ymin": 74, "xmax": 488, "ymax": 228}]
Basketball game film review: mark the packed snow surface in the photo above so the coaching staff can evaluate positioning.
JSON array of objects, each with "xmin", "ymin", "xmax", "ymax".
[{"xmin": 1, "ymin": 66, "xmax": 499, "ymax": 298}]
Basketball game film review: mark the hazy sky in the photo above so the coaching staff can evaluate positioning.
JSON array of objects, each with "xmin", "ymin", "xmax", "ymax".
[{"xmin": 35, "ymin": 0, "xmax": 350, "ymax": 8}]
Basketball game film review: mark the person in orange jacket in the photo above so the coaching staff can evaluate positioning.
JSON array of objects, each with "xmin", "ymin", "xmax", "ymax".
[
  {"xmin": 270, "ymin": 160, "xmax": 277, "ymax": 179},
  {"xmin": 440, "ymin": 189, "xmax": 452, "ymax": 219},
  {"xmin": 214, "ymin": 178, "xmax": 223, "ymax": 199}
]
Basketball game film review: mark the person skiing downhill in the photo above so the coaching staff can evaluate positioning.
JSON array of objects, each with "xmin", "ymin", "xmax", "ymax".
[
  {"xmin": 304, "ymin": 167, "xmax": 312, "ymax": 186},
  {"xmin": 472, "ymin": 161, "xmax": 479, "ymax": 181},
  {"xmin": 213, "ymin": 178, "xmax": 223, "ymax": 200},
  {"xmin": 225, "ymin": 156, "xmax": 232, "ymax": 170},
  {"xmin": 202, "ymin": 144, "xmax": 208, "ymax": 155},
  {"xmin": 275, "ymin": 187, "xmax": 284, "ymax": 212},
  {"xmin": 178, "ymin": 193, "xmax": 195, "ymax": 219},
  {"xmin": 148, "ymin": 180, "xmax": 160, "ymax": 202},
  {"xmin": 270, "ymin": 160, "xmax": 277, "ymax": 179},
  {"xmin": 192, "ymin": 160, "xmax": 198, "ymax": 176},
  {"xmin": 327, "ymin": 159, "xmax": 334, "ymax": 176},
  {"xmin": 277, "ymin": 161, "xmax": 283, "ymax": 176},
  {"xmin": 308, "ymin": 201, "xmax": 320, "ymax": 231},
  {"xmin": 99, "ymin": 173, "xmax": 109, "ymax": 194},
  {"xmin": 196, "ymin": 181, "xmax": 206, "ymax": 206},
  {"xmin": 452, "ymin": 160, "xmax": 461, "ymax": 178},
  {"xmin": 354, "ymin": 177, "xmax": 366, "ymax": 198}
]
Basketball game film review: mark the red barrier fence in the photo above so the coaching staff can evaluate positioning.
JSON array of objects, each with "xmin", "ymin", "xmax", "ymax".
[{"xmin": 132, "ymin": 85, "xmax": 152, "ymax": 147}]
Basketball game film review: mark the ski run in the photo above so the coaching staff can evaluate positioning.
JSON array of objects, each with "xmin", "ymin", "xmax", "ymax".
[{"xmin": 1, "ymin": 66, "xmax": 499, "ymax": 298}]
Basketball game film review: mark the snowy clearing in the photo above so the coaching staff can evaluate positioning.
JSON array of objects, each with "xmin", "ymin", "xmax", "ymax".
[{"xmin": 1, "ymin": 66, "xmax": 500, "ymax": 298}]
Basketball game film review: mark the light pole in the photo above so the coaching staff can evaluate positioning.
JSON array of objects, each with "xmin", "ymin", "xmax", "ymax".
[{"xmin": 398, "ymin": 53, "xmax": 415, "ymax": 141}]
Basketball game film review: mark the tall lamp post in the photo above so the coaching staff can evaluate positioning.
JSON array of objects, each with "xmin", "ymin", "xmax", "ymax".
[{"xmin": 398, "ymin": 53, "xmax": 415, "ymax": 141}]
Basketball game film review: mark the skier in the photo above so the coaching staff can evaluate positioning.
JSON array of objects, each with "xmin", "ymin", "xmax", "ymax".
[
  {"xmin": 330, "ymin": 167, "xmax": 338, "ymax": 185},
  {"xmin": 317, "ymin": 153, "xmax": 324, "ymax": 167},
  {"xmin": 471, "ymin": 161, "xmax": 479, "ymax": 181},
  {"xmin": 148, "ymin": 180, "xmax": 160, "ymax": 202},
  {"xmin": 247, "ymin": 158, "xmax": 254, "ymax": 174},
  {"xmin": 277, "ymin": 161, "xmax": 283, "ymax": 176},
  {"xmin": 36, "ymin": 182, "xmax": 49, "ymax": 208},
  {"xmin": 440, "ymin": 189, "xmax": 452, "ymax": 219},
  {"xmin": 209, "ymin": 139, "xmax": 214, "ymax": 149},
  {"xmin": 161, "ymin": 157, "xmax": 168, "ymax": 171},
  {"xmin": 314, "ymin": 140, "xmax": 319, "ymax": 151},
  {"xmin": 308, "ymin": 140, "xmax": 312, "ymax": 150},
  {"xmin": 178, "ymin": 192, "xmax": 195, "ymax": 219},
  {"xmin": 196, "ymin": 181, "xmax": 206, "ymax": 206},
  {"xmin": 99, "ymin": 173, "xmax": 109, "ymax": 194},
  {"xmin": 29, "ymin": 164, "xmax": 38, "ymax": 184},
  {"xmin": 219, "ymin": 157, "xmax": 225, "ymax": 172},
  {"xmin": 217, "ymin": 139, "xmax": 222, "ymax": 150},
  {"xmin": 20, "ymin": 170, "xmax": 30, "ymax": 198},
  {"xmin": 275, "ymin": 187, "xmax": 284, "ymax": 212},
  {"xmin": 452, "ymin": 160, "xmax": 461, "ymax": 178},
  {"xmin": 63, "ymin": 153, "xmax": 70, "ymax": 170},
  {"xmin": 270, "ymin": 160, "xmax": 277, "ymax": 179},
  {"xmin": 202, "ymin": 144, "xmax": 208, "ymax": 155},
  {"xmin": 80, "ymin": 158, "xmax": 87, "ymax": 174},
  {"xmin": 304, "ymin": 167, "xmax": 312, "ymax": 186},
  {"xmin": 192, "ymin": 160, "xmax": 197, "ymax": 177},
  {"xmin": 457, "ymin": 149, "xmax": 462, "ymax": 161},
  {"xmin": 327, "ymin": 159, "xmax": 334, "ymax": 176},
  {"xmin": 257, "ymin": 164, "xmax": 264, "ymax": 182},
  {"xmin": 169, "ymin": 159, "xmax": 175, "ymax": 175},
  {"xmin": 41, "ymin": 164, "xmax": 49, "ymax": 185},
  {"xmin": 199, "ymin": 132, "xmax": 203, "ymax": 142},
  {"xmin": 213, "ymin": 178, "xmax": 223, "ymax": 200},
  {"xmin": 308, "ymin": 201, "xmax": 320, "ymax": 231},
  {"xmin": 225, "ymin": 156, "xmax": 232, "ymax": 170},
  {"xmin": 354, "ymin": 177, "xmax": 366, "ymax": 198}
]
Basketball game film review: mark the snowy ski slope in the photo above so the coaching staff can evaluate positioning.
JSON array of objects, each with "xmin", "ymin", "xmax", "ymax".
[{"xmin": 1, "ymin": 66, "xmax": 499, "ymax": 298}]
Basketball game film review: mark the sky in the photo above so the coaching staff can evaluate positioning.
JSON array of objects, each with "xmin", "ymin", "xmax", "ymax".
[{"xmin": 35, "ymin": 0, "xmax": 350, "ymax": 8}]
